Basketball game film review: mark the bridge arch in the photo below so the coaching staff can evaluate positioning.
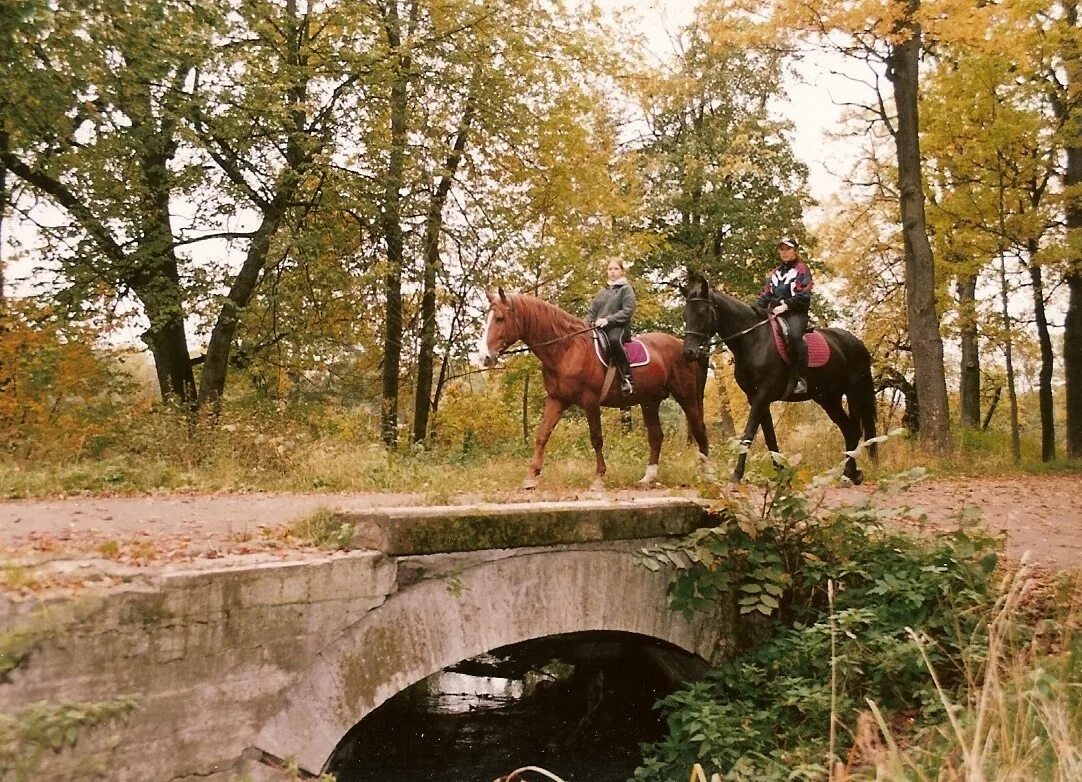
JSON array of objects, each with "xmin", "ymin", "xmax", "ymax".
[{"xmin": 255, "ymin": 548, "xmax": 724, "ymax": 774}]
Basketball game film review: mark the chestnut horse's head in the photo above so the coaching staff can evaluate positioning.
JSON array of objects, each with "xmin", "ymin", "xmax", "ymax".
[
  {"xmin": 682, "ymin": 272, "xmax": 715, "ymax": 360},
  {"xmin": 476, "ymin": 287, "xmax": 519, "ymax": 367}
]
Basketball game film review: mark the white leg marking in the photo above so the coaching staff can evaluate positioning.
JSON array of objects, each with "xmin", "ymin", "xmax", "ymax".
[{"xmin": 639, "ymin": 464, "xmax": 659, "ymax": 486}]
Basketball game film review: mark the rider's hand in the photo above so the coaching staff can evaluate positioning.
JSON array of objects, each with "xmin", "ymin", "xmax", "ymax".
[
  {"xmin": 773, "ymin": 300, "xmax": 788, "ymax": 315},
  {"xmin": 594, "ymin": 317, "xmax": 608, "ymax": 328}
]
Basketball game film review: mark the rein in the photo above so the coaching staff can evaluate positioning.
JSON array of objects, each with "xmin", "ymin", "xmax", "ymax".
[
  {"xmin": 444, "ymin": 323, "xmax": 599, "ymax": 384},
  {"xmin": 684, "ymin": 296, "xmax": 770, "ymax": 346},
  {"xmin": 497, "ymin": 323, "xmax": 598, "ymax": 357}
]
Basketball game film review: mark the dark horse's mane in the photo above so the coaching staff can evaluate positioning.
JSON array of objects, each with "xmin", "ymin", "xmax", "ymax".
[
  {"xmin": 509, "ymin": 294, "xmax": 589, "ymax": 341},
  {"xmin": 708, "ymin": 285, "xmax": 768, "ymax": 321}
]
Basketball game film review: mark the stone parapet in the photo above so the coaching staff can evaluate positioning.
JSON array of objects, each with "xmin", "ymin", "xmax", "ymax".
[{"xmin": 347, "ymin": 497, "xmax": 712, "ymax": 554}]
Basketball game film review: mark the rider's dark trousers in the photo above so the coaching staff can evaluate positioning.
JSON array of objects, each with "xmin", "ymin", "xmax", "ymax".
[
  {"xmin": 780, "ymin": 302, "xmax": 809, "ymax": 381},
  {"xmin": 603, "ymin": 325, "xmax": 633, "ymax": 384}
]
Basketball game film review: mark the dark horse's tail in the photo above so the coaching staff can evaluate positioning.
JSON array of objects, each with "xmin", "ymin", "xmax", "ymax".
[{"xmin": 850, "ymin": 350, "xmax": 879, "ymax": 463}]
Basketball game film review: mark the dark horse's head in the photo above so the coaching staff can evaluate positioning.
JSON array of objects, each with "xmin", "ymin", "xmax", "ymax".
[
  {"xmin": 682, "ymin": 272, "xmax": 715, "ymax": 360},
  {"xmin": 476, "ymin": 287, "xmax": 519, "ymax": 367}
]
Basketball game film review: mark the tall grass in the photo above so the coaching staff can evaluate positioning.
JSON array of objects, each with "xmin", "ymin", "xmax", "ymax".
[
  {"xmin": 1, "ymin": 392, "xmax": 1078, "ymax": 498},
  {"xmin": 857, "ymin": 561, "xmax": 1082, "ymax": 782}
]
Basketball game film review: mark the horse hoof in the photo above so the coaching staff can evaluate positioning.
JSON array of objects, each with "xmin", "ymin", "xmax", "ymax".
[
  {"xmin": 522, "ymin": 476, "xmax": 539, "ymax": 490},
  {"xmin": 589, "ymin": 479, "xmax": 605, "ymax": 492},
  {"xmin": 639, "ymin": 465, "xmax": 659, "ymax": 487},
  {"xmin": 638, "ymin": 477, "xmax": 655, "ymax": 488},
  {"xmin": 852, "ymin": 470, "xmax": 865, "ymax": 486}
]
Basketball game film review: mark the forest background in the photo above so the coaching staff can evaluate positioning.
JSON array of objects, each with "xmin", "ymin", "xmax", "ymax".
[{"xmin": 0, "ymin": 0, "xmax": 1079, "ymax": 496}]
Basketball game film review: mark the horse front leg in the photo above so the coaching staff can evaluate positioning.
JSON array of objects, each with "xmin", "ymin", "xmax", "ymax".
[
  {"xmin": 523, "ymin": 396, "xmax": 568, "ymax": 489},
  {"xmin": 733, "ymin": 395, "xmax": 769, "ymax": 483},
  {"xmin": 639, "ymin": 401, "xmax": 663, "ymax": 486},
  {"xmin": 585, "ymin": 403, "xmax": 607, "ymax": 491}
]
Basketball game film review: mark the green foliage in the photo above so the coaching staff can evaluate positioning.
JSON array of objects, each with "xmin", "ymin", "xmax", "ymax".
[
  {"xmin": 635, "ymin": 456, "xmax": 1003, "ymax": 781},
  {"xmin": 0, "ymin": 697, "xmax": 137, "ymax": 782}
]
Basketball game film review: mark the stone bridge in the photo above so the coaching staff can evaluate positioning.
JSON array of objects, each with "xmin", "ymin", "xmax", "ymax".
[{"xmin": 2, "ymin": 498, "xmax": 732, "ymax": 781}]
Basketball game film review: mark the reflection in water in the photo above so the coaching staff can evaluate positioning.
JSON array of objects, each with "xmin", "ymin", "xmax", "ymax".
[
  {"xmin": 427, "ymin": 671, "xmax": 525, "ymax": 713},
  {"xmin": 327, "ymin": 632, "xmax": 692, "ymax": 782}
]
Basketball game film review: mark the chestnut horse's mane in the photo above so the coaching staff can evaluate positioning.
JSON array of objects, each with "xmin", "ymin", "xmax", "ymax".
[{"xmin": 508, "ymin": 294, "xmax": 589, "ymax": 342}]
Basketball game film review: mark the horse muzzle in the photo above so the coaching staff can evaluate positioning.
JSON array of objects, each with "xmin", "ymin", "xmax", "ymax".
[{"xmin": 683, "ymin": 344, "xmax": 705, "ymax": 361}]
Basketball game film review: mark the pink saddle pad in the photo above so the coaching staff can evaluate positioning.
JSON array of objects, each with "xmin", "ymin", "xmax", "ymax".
[
  {"xmin": 770, "ymin": 317, "xmax": 830, "ymax": 368},
  {"xmin": 592, "ymin": 334, "xmax": 650, "ymax": 368}
]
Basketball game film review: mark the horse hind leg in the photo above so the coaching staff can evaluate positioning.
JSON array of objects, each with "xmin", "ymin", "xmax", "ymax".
[
  {"xmin": 672, "ymin": 376, "xmax": 714, "ymax": 481},
  {"xmin": 819, "ymin": 396, "xmax": 863, "ymax": 484},
  {"xmin": 760, "ymin": 409, "xmax": 785, "ymax": 471},
  {"xmin": 639, "ymin": 401, "xmax": 663, "ymax": 486}
]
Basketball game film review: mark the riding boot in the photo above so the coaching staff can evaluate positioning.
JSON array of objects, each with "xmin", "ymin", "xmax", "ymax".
[
  {"xmin": 615, "ymin": 350, "xmax": 634, "ymax": 395},
  {"xmin": 791, "ymin": 336, "xmax": 808, "ymax": 395}
]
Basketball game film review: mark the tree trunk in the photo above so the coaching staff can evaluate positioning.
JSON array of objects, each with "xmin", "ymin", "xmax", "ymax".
[
  {"xmin": 981, "ymin": 385, "xmax": 1001, "ymax": 431},
  {"xmin": 197, "ymin": 213, "xmax": 286, "ymax": 409},
  {"xmin": 379, "ymin": 0, "xmax": 412, "ymax": 449},
  {"xmin": 1064, "ymin": 136, "xmax": 1082, "ymax": 457},
  {"xmin": 197, "ymin": 0, "xmax": 309, "ymax": 412},
  {"xmin": 412, "ymin": 72, "xmax": 478, "ymax": 443},
  {"xmin": 714, "ymin": 358, "xmax": 737, "ymax": 438},
  {"xmin": 1068, "ymin": 267, "xmax": 1082, "ymax": 457},
  {"xmin": 0, "ymin": 149, "xmax": 7, "ymax": 306},
  {"xmin": 1027, "ymin": 243, "xmax": 1055, "ymax": 461},
  {"xmin": 957, "ymin": 273, "xmax": 980, "ymax": 429},
  {"xmin": 141, "ymin": 307, "xmax": 196, "ymax": 405},
  {"xmin": 880, "ymin": 369, "xmax": 919, "ymax": 435},
  {"xmin": 522, "ymin": 373, "xmax": 530, "ymax": 445},
  {"xmin": 1049, "ymin": 1, "xmax": 1080, "ymax": 457},
  {"xmin": 887, "ymin": 0, "xmax": 952, "ymax": 452},
  {"xmin": 997, "ymin": 252, "xmax": 1021, "ymax": 463}
]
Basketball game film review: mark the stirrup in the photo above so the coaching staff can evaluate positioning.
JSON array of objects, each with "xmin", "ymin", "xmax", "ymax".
[
  {"xmin": 620, "ymin": 378, "xmax": 634, "ymax": 396},
  {"xmin": 793, "ymin": 377, "xmax": 808, "ymax": 394}
]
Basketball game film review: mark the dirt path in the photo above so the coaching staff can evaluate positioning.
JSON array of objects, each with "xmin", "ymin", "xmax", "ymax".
[{"xmin": 1, "ymin": 475, "xmax": 1080, "ymax": 570}]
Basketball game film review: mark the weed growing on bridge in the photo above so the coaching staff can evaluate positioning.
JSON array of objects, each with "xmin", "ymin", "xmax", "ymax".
[
  {"xmin": 632, "ymin": 451, "xmax": 1080, "ymax": 781},
  {"xmin": 287, "ymin": 507, "xmax": 355, "ymax": 550},
  {"xmin": 0, "ymin": 697, "xmax": 137, "ymax": 781}
]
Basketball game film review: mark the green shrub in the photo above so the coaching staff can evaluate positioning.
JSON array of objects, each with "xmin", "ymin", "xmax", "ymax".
[{"xmin": 635, "ymin": 452, "xmax": 1003, "ymax": 781}]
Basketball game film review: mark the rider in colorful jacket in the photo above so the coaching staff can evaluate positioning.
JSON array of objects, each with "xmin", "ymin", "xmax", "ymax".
[
  {"xmin": 587, "ymin": 258, "xmax": 637, "ymax": 395},
  {"xmin": 756, "ymin": 237, "xmax": 813, "ymax": 395}
]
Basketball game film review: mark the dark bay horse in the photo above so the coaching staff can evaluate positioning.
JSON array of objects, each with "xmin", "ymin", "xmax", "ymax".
[
  {"xmin": 477, "ymin": 289, "xmax": 711, "ymax": 490},
  {"xmin": 682, "ymin": 272, "xmax": 878, "ymax": 484}
]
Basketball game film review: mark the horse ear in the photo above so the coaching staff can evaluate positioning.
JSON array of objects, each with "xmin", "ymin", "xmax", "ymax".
[
  {"xmin": 687, "ymin": 271, "xmax": 709, "ymax": 298},
  {"xmin": 498, "ymin": 287, "xmax": 507, "ymax": 304},
  {"xmin": 487, "ymin": 289, "xmax": 498, "ymax": 305}
]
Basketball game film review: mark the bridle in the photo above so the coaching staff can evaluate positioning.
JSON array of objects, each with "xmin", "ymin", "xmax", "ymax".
[{"xmin": 682, "ymin": 296, "xmax": 718, "ymax": 345}]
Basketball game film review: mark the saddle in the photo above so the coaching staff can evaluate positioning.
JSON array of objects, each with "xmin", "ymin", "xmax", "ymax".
[
  {"xmin": 769, "ymin": 316, "xmax": 831, "ymax": 368},
  {"xmin": 592, "ymin": 332, "xmax": 651, "ymax": 368}
]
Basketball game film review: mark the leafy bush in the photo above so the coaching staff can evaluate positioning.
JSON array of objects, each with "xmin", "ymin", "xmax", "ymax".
[
  {"xmin": 635, "ymin": 452, "xmax": 1002, "ymax": 781},
  {"xmin": 0, "ymin": 302, "xmax": 135, "ymax": 459}
]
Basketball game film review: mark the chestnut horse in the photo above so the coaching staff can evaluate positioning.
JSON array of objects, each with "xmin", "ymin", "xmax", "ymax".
[
  {"xmin": 682, "ymin": 272, "xmax": 878, "ymax": 485},
  {"xmin": 477, "ymin": 289, "xmax": 711, "ymax": 490}
]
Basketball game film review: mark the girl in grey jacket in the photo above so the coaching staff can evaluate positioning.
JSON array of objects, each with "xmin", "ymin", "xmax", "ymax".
[{"xmin": 587, "ymin": 258, "xmax": 637, "ymax": 395}]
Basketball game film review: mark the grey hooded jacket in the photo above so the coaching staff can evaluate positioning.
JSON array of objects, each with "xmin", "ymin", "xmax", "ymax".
[{"xmin": 586, "ymin": 280, "xmax": 636, "ymax": 334}]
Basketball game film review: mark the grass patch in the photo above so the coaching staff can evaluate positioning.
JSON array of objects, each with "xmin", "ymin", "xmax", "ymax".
[{"xmin": 287, "ymin": 508, "xmax": 354, "ymax": 550}]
